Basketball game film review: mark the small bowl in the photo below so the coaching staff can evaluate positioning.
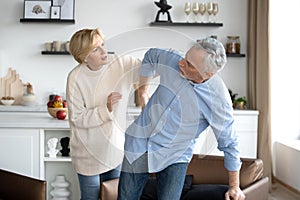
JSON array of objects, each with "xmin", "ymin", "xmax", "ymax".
[
  {"xmin": 47, "ymin": 107, "xmax": 68, "ymax": 118},
  {"xmin": 1, "ymin": 99, "xmax": 15, "ymax": 106}
]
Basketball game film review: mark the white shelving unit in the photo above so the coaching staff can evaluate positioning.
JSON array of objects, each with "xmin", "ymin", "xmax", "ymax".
[{"xmin": 40, "ymin": 129, "xmax": 79, "ymax": 200}]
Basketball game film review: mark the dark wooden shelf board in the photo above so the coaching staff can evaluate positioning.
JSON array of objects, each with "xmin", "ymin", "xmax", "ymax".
[
  {"xmin": 41, "ymin": 51, "xmax": 70, "ymax": 55},
  {"xmin": 227, "ymin": 53, "xmax": 246, "ymax": 57},
  {"xmin": 149, "ymin": 21, "xmax": 223, "ymax": 27},
  {"xmin": 20, "ymin": 18, "xmax": 75, "ymax": 24},
  {"xmin": 41, "ymin": 51, "xmax": 115, "ymax": 55}
]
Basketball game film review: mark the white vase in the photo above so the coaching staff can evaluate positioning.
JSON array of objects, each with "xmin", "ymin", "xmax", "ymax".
[{"xmin": 50, "ymin": 175, "xmax": 70, "ymax": 200}]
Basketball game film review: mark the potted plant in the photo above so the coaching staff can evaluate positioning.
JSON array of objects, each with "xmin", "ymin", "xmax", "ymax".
[{"xmin": 234, "ymin": 96, "xmax": 247, "ymax": 109}]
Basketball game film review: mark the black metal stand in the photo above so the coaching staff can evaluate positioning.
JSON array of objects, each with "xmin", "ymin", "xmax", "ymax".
[{"xmin": 155, "ymin": 10, "xmax": 172, "ymax": 22}]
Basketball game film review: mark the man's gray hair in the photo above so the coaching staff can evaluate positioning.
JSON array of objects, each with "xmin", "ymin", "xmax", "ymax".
[{"xmin": 195, "ymin": 37, "xmax": 227, "ymax": 72}]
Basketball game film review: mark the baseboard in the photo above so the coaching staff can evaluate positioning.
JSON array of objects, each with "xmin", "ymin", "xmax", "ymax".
[{"xmin": 273, "ymin": 176, "xmax": 300, "ymax": 196}]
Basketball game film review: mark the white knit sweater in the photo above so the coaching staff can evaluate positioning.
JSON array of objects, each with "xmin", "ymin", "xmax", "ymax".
[{"xmin": 66, "ymin": 54, "xmax": 141, "ymax": 175}]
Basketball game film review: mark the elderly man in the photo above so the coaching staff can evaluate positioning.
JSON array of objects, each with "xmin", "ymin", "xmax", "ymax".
[{"xmin": 118, "ymin": 38, "xmax": 245, "ymax": 200}]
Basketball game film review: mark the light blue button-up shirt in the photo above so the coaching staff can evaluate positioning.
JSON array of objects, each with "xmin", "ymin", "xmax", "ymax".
[{"xmin": 124, "ymin": 48, "xmax": 241, "ymax": 173}]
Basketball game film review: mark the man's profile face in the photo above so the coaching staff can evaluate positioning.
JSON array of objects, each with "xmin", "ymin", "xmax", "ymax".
[{"xmin": 178, "ymin": 47, "xmax": 207, "ymax": 83}]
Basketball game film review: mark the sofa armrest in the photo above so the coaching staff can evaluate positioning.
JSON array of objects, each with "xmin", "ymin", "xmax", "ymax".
[
  {"xmin": 100, "ymin": 178, "xmax": 119, "ymax": 200},
  {"xmin": 242, "ymin": 177, "xmax": 269, "ymax": 200},
  {"xmin": 0, "ymin": 169, "xmax": 46, "ymax": 200}
]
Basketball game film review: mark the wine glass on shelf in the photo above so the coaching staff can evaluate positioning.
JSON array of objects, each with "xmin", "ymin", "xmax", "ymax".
[
  {"xmin": 206, "ymin": 2, "xmax": 213, "ymax": 22},
  {"xmin": 192, "ymin": 2, "xmax": 199, "ymax": 22},
  {"xmin": 184, "ymin": 2, "xmax": 191, "ymax": 22},
  {"xmin": 212, "ymin": 2, "xmax": 219, "ymax": 23},
  {"xmin": 198, "ymin": 3, "xmax": 206, "ymax": 23}
]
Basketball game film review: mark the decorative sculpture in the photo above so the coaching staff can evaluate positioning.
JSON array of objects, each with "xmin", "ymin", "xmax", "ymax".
[
  {"xmin": 60, "ymin": 137, "xmax": 70, "ymax": 157},
  {"xmin": 154, "ymin": 0, "xmax": 172, "ymax": 22},
  {"xmin": 47, "ymin": 137, "xmax": 59, "ymax": 158}
]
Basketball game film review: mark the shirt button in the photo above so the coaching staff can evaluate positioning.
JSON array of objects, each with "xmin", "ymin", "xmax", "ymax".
[{"xmin": 168, "ymin": 107, "xmax": 171, "ymax": 111}]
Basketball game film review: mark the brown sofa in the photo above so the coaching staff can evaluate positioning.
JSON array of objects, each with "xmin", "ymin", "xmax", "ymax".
[
  {"xmin": 0, "ymin": 169, "xmax": 46, "ymax": 200},
  {"xmin": 101, "ymin": 155, "xmax": 269, "ymax": 200}
]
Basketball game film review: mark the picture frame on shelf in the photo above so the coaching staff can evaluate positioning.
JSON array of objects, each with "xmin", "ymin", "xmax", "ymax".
[
  {"xmin": 52, "ymin": 0, "xmax": 74, "ymax": 20},
  {"xmin": 50, "ymin": 6, "xmax": 61, "ymax": 19},
  {"xmin": 23, "ymin": 0, "xmax": 51, "ymax": 19}
]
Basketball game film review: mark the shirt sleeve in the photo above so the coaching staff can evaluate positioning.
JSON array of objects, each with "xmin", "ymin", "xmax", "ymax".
[
  {"xmin": 140, "ymin": 48, "xmax": 161, "ymax": 77},
  {"xmin": 211, "ymin": 104, "xmax": 242, "ymax": 171},
  {"xmin": 140, "ymin": 48, "xmax": 184, "ymax": 77},
  {"xmin": 202, "ymin": 78, "xmax": 242, "ymax": 171}
]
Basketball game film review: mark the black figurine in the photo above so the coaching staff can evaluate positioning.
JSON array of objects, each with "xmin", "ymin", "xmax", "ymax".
[
  {"xmin": 228, "ymin": 89, "xmax": 238, "ymax": 103},
  {"xmin": 154, "ymin": 0, "xmax": 172, "ymax": 22},
  {"xmin": 60, "ymin": 137, "xmax": 70, "ymax": 157}
]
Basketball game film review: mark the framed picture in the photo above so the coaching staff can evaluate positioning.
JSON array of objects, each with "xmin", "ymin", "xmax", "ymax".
[
  {"xmin": 52, "ymin": 0, "xmax": 74, "ymax": 20},
  {"xmin": 50, "ymin": 6, "xmax": 61, "ymax": 19},
  {"xmin": 23, "ymin": 0, "xmax": 51, "ymax": 19}
]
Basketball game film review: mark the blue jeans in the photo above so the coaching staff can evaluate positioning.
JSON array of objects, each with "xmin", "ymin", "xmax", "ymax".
[
  {"xmin": 118, "ymin": 155, "xmax": 188, "ymax": 200},
  {"xmin": 77, "ymin": 166, "xmax": 120, "ymax": 200}
]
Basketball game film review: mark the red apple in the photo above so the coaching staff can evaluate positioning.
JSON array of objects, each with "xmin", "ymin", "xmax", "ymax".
[
  {"xmin": 63, "ymin": 101, "xmax": 67, "ymax": 108},
  {"xmin": 47, "ymin": 101, "xmax": 54, "ymax": 107},
  {"xmin": 56, "ymin": 110, "xmax": 67, "ymax": 120},
  {"xmin": 54, "ymin": 95, "xmax": 63, "ymax": 102}
]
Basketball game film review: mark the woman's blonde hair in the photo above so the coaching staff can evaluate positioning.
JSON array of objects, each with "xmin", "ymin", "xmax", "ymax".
[{"xmin": 69, "ymin": 28, "xmax": 105, "ymax": 64}]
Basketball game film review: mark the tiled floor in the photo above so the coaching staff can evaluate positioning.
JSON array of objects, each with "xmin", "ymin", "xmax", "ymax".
[{"xmin": 268, "ymin": 182, "xmax": 300, "ymax": 200}]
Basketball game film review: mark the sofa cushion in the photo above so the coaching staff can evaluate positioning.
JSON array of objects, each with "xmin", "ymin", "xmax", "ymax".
[
  {"xmin": 239, "ymin": 157, "xmax": 264, "ymax": 188},
  {"xmin": 187, "ymin": 155, "xmax": 264, "ymax": 189},
  {"xmin": 100, "ymin": 178, "xmax": 119, "ymax": 200},
  {"xmin": 180, "ymin": 184, "xmax": 229, "ymax": 200},
  {"xmin": 140, "ymin": 175, "xmax": 193, "ymax": 200}
]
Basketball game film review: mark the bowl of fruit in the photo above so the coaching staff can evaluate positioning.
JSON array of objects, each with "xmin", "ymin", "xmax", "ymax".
[
  {"xmin": 47, "ymin": 95, "xmax": 68, "ymax": 120},
  {"xmin": 1, "ymin": 96, "xmax": 15, "ymax": 106}
]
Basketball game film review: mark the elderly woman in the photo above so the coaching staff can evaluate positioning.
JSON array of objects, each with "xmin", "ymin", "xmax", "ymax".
[
  {"xmin": 118, "ymin": 37, "xmax": 245, "ymax": 200},
  {"xmin": 66, "ymin": 28, "xmax": 140, "ymax": 200}
]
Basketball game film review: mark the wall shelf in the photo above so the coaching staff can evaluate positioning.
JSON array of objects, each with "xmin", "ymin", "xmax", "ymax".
[
  {"xmin": 41, "ymin": 51, "xmax": 245, "ymax": 57},
  {"xmin": 20, "ymin": 18, "xmax": 75, "ymax": 24},
  {"xmin": 41, "ymin": 51, "xmax": 70, "ymax": 55},
  {"xmin": 44, "ymin": 156, "xmax": 71, "ymax": 162},
  {"xmin": 41, "ymin": 51, "xmax": 244, "ymax": 57},
  {"xmin": 227, "ymin": 53, "xmax": 246, "ymax": 57},
  {"xmin": 149, "ymin": 21, "xmax": 223, "ymax": 27},
  {"xmin": 41, "ymin": 51, "xmax": 115, "ymax": 55}
]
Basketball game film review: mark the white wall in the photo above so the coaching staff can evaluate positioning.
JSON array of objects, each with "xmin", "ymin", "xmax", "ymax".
[{"xmin": 0, "ymin": 0, "xmax": 247, "ymax": 105}]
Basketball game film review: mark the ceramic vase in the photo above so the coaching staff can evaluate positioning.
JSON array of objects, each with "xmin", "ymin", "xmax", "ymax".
[{"xmin": 50, "ymin": 175, "xmax": 70, "ymax": 200}]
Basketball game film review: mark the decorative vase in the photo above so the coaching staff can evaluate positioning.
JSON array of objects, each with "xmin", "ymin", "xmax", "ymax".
[
  {"xmin": 236, "ymin": 102, "xmax": 245, "ymax": 109},
  {"xmin": 50, "ymin": 175, "xmax": 70, "ymax": 200}
]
